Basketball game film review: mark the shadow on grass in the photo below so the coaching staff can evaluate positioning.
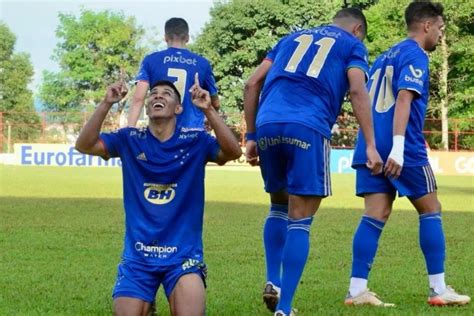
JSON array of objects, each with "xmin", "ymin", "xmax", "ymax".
[{"xmin": 1, "ymin": 196, "xmax": 473, "ymax": 315}]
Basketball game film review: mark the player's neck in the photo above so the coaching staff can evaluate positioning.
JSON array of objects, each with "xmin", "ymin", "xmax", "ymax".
[
  {"xmin": 166, "ymin": 40, "xmax": 187, "ymax": 49},
  {"xmin": 408, "ymin": 33, "xmax": 428, "ymax": 51},
  {"xmin": 148, "ymin": 119, "xmax": 177, "ymax": 142}
]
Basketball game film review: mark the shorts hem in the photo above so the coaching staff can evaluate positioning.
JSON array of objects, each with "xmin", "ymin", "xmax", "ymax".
[{"xmin": 113, "ymin": 291, "xmax": 153, "ymax": 304}]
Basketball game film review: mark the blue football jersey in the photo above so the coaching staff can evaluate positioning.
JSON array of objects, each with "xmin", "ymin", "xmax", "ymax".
[
  {"xmin": 136, "ymin": 47, "xmax": 219, "ymax": 128},
  {"xmin": 256, "ymin": 25, "xmax": 369, "ymax": 138},
  {"xmin": 100, "ymin": 126, "xmax": 220, "ymax": 266},
  {"xmin": 353, "ymin": 39, "xmax": 430, "ymax": 167}
]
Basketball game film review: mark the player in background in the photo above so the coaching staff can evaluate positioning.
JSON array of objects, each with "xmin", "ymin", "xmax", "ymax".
[
  {"xmin": 346, "ymin": 0, "xmax": 470, "ymax": 307},
  {"xmin": 76, "ymin": 75, "xmax": 241, "ymax": 316},
  {"xmin": 244, "ymin": 8, "xmax": 383, "ymax": 316},
  {"xmin": 128, "ymin": 17, "xmax": 220, "ymax": 128}
]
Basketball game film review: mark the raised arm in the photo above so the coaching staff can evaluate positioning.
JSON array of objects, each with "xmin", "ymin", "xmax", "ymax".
[
  {"xmin": 75, "ymin": 82, "xmax": 128, "ymax": 157},
  {"xmin": 190, "ymin": 74, "xmax": 241, "ymax": 165},
  {"xmin": 127, "ymin": 80, "xmax": 149, "ymax": 127},
  {"xmin": 347, "ymin": 67, "xmax": 383, "ymax": 175},
  {"xmin": 243, "ymin": 59, "xmax": 272, "ymax": 166}
]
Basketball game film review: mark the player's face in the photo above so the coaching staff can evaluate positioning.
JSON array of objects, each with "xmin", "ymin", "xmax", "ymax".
[
  {"xmin": 425, "ymin": 16, "xmax": 445, "ymax": 52},
  {"xmin": 146, "ymin": 85, "xmax": 182, "ymax": 119}
]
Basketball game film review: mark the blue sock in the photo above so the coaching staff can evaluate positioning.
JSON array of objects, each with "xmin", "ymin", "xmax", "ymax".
[
  {"xmin": 277, "ymin": 216, "xmax": 313, "ymax": 314},
  {"xmin": 419, "ymin": 212, "xmax": 445, "ymax": 274},
  {"xmin": 351, "ymin": 215, "xmax": 385, "ymax": 279},
  {"xmin": 263, "ymin": 204, "xmax": 288, "ymax": 288}
]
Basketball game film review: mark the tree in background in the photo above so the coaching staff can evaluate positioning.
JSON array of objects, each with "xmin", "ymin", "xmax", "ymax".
[
  {"xmin": 191, "ymin": 0, "xmax": 341, "ymax": 127},
  {"xmin": 39, "ymin": 10, "xmax": 147, "ymax": 128},
  {"xmin": 0, "ymin": 22, "xmax": 40, "ymax": 147}
]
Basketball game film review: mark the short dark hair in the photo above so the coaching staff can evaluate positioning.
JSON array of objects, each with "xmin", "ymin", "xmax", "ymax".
[
  {"xmin": 405, "ymin": 1, "xmax": 444, "ymax": 29},
  {"xmin": 150, "ymin": 80, "xmax": 181, "ymax": 103},
  {"xmin": 165, "ymin": 17, "xmax": 189, "ymax": 41},
  {"xmin": 334, "ymin": 8, "xmax": 368, "ymax": 36}
]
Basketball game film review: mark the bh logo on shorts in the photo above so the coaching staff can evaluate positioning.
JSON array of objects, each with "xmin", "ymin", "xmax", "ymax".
[{"xmin": 144, "ymin": 183, "xmax": 177, "ymax": 205}]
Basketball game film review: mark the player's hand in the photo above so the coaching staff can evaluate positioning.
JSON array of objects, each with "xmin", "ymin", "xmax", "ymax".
[
  {"xmin": 190, "ymin": 73, "xmax": 211, "ymax": 111},
  {"xmin": 245, "ymin": 140, "xmax": 259, "ymax": 166},
  {"xmin": 103, "ymin": 81, "xmax": 128, "ymax": 105},
  {"xmin": 366, "ymin": 146, "xmax": 383, "ymax": 175},
  {"xmin": 384, "ymin": 157, "xmax": 402, "ymax": 179}
]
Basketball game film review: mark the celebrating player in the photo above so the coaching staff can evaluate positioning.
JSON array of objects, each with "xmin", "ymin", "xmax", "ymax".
[
  {"xmin": 244, "ymin": 8, "xmax": 382, "ymax": 316},
  {"xmin": 76, "ymin": 75, "xmax": 241, "ymax": 316},
  {"xmin": 346, "ymin": 1, "xmax": 470, "ymax": 307},
  {"xmin": 128, "ymin": 17, "xmax": 219, "ymax": 128}
]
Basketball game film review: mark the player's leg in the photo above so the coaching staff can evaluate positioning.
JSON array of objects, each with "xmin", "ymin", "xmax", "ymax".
[
  {"xmin": 401, "ymin": 165, "xmax": 470, "ymax": 305},
  {"xmin": 262, "ymin": 191, "xmax": 289, "ymax": 312},
  {"xmin": 112, "ymin": 261, "xmax": 159, "ymax": 316},
  {"xmin": 345, "ymin": 166, "xmax": 395, "ymax": 307},
  {"xmin": 256, "ymin": 123, "xmax": 290, "ymax": 312},
  {"xmin": 274, "ymin": 125, "xmax": 327, "ymax": 315},
  {"xmin": 276, "ymin": 194, "xmax": 321, "ymax": 315},
  {"xmin": 168, "ymin": 273, "xmax": 205, "ymax": 316},
  {"xmin": 114, "ymin": 298, "xmax": 151, "ymax": 316}
]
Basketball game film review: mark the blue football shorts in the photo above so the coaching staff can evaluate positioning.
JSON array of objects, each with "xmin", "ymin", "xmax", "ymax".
[
  {"xmin": 257, "ymin": 123, "xmax": 331, "ymax": 196},
  {"xmin": 112, "ymin": 258, "xmax": 207, "ymax": 303},
  {"xmin": 355, "ymin": 164, "xmax": 437, "ymax": 200}
]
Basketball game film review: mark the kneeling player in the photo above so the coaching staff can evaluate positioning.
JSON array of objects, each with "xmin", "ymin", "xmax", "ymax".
[{"xmin": 75, "ymin": 75, "xmax": 241, "ymax": 315}]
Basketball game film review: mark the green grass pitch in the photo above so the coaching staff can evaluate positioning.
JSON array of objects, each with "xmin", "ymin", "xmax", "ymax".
[{"xmin": 0, "ymin": 165, "xmax": 472, "ymax": 315}]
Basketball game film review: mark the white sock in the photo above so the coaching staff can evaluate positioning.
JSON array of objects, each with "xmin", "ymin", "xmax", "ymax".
[
  {"xmin": 429, "ymin": 273, "xmax": 446, "ymax": 294},
  {"xmin": 349, "ymin": 277, "xmax": 368, "ymax": 297}
]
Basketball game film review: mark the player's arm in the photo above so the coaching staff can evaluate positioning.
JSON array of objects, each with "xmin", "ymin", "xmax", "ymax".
[
  {"xmin": 243, "ymin": 59, "xmax": 272, "ymax": 166},
  {"xmin": 127, "ymin": 80, "xmax": 149, "ymax": 127},
  {"xmin": 190, "ymin": 74, "xmax": 241, "ymax": 164},
  {"xmin": 211, "ymin": 95, "xmax": 220, "ymax": 111},
  {"xmin": 347, "ymin": 67, "xmax": 383, "ymax": 175},
  {"xmin": 384, "ymin": 89, "xmax": 415, "ymax": 178},
  {"xmin": 75, "ymin": 82, "xmax": 128, "ymax": 157}
]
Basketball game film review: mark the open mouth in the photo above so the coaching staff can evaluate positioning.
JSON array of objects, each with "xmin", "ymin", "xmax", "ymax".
[{"xmin": 152, "ymin": 102, "xmax": 165, "ymax": 110}]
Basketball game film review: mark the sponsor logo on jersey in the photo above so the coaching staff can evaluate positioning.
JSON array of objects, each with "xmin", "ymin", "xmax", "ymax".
[
  {"xmin": 144, "ymin": 183, "xmax": 177, "ymax": 204},
  {"xmin": 163, "ymin": 54, "xmax": 197, "ymax": 66},
  {"xmin": 179, "ymin": 132, "xmax": 199, "ymax": 140},
  {"xmin": 135, "ymin": 241, "xmax": 178, "ymax": 258},
  {"xmin": 382, "ymin": 48, "xmax": 400, "ymax": 60},
  {"xmin": 258, "ymin": 136, "xmax": 312, "ymax": 151},
  {"xmin": 302, "ymin": 27, "xmax": 342, "ymax": 38},
  {"xmin": 404, "ymin": 75, "xmax": 424, "ymax": 86},
  {"xmin": 409, "ymin": 64, "xmax": 423, "ymax": 78}
]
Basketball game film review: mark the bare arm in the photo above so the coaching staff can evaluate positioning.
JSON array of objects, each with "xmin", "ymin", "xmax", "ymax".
[
  {"xmin": 384, "ymin": 89, "xmax": 415, "ymax": 178},
  {"xmin": 243, "ymin": 59, "xmax": 272, "ymax": 166},
  {"xmin": 127, "ymin": 80, "xmax": 149, "ymax": 127},
  {"xmin": 75, "ymin": 82, "xmax": 128, "ymax": 157},
  {"xmin": 348, "ymin": 68, "xmax": 383, "ymax": 175},
  {"xmin": 211, "ymin": 95, "xmax": 220, "ymax": 111},
  {"xmin": 190, "ymin": 74, "xmax": 241, "ymax": 164}
]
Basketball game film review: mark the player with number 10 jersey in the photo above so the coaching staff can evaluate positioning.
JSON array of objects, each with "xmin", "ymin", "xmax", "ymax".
[{"xmin": 352, "ymin": 39, "xmax": 430, "ymax": 168}]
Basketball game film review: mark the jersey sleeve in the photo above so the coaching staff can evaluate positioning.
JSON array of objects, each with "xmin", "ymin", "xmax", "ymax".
[
  {"xmin": 397, "ymin": 50, "xmax": 429, "ymax": 97},
  {"xmin": 135, "ymin": 56, "xmax": 151, "ymax": 83},
  {"xmin": 265, "ymin": 36, "xmax": 286, "ymax": 62},
  {"xmin": 347, "ymin": 41, "xmax": 369, "ymax": 81},
  {"xmin": 200, "ymin": 132, "xmax": 220, "ymax": 162},
  {"xmin": 99, "ymin": 128, "xmax": 127, "ymax": 158},
  {"xmin": 202, "ymin": 61, "xmax": 219, "ymax": 97}
]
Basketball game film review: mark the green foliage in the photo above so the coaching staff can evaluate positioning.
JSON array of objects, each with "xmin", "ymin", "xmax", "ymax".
[
  {"xmin": 192, "ymin": 0, "xmax": 341, "ymax": 122},
  {"xmin": 0, "ymin": 23, "xmax": 40, "ymax": 144},
  {"xmin": 39, "ymin": 10, "xmax": 147, "ymax": 118}
]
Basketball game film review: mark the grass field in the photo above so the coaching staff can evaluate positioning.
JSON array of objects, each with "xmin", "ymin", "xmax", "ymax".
[{"xmin": 0, "ymin": 165, "xmax": 473, "ymax": 315}]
